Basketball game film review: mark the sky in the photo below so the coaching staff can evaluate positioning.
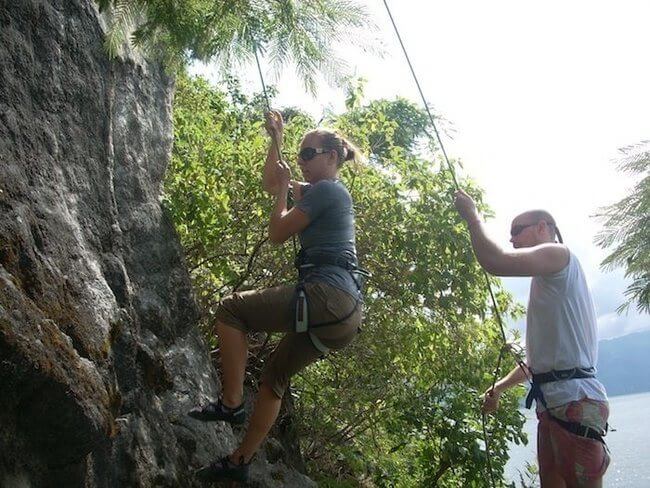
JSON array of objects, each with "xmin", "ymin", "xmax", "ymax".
[{"xmin": 191, "ymin": 0, "xmax": 649, "ymax": 340}]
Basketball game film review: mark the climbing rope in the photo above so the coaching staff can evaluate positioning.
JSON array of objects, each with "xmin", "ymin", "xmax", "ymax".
[
  {"xmin": 381, "ymin": 1, "xmax": 533, "ymax": 485},
  {"xmin": 252, "ymin": 40, "xmax": 283, "ymax": 166},
  {"xmin": 251, "ymin": 38, "xmax": 299, "ymax": 256},
  {"xmin": 251, "ymin": 8, "xmax": 531, "ymax": 482}
]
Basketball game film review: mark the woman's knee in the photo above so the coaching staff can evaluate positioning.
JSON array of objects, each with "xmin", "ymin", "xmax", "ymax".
[
  {"xmin": 259, "ymin": 381, "xmax": 282, "ymax": 399},
  {"xmin": 260, "ymin": 370, "xmax": 288, "ymax": 400},
  {"xmin": 215, "ymin": 294, "xmax": 247, "ymax": 333},
  {"xmin": 215, "ymin": 320, "xmax": 247, "ymax": 341}
]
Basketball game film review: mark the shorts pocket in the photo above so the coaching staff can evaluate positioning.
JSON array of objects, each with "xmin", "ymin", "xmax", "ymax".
[
  {"xmin": 305, "ymin": 283, "xmax": 361, "ymax": 350},
  {"xmin": 306, "ymin": 282, "xmax": 358, "ymax": 323}
]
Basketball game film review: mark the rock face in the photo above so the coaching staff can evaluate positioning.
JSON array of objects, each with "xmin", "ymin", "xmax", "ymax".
[{"xmin": 0, "ymin": 1, "xmax": 314, "ymax": 486}]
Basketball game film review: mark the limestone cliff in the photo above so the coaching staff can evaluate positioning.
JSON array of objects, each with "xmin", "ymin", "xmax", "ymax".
[{"xmin": 0, "ymin": 1, "xmax": 314, "ymax": 486}]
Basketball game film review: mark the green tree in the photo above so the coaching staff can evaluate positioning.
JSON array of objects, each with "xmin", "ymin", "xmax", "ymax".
[
  {"xmin": 97, "ymin": 0, "xmax": 373, "ymax": 91},
  {"xmin": 164, "ymin": 75, "xmax": 528, "ymax": 486},
  {"xmin": 294, "ymin": 98, "xmax": 526, "ymax": 487},
  {"xmin": 164, "ymin": 74, "xmax": 308, "ymax": 323},
  {"xmin": 595, "ymin": 141, "xmax": 650, "ymax": 314}
]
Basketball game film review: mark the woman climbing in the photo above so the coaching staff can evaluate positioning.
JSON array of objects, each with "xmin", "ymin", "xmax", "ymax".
[{"xmin": 191, "ymin": 111, "xmax": 365, "ymax": 483}]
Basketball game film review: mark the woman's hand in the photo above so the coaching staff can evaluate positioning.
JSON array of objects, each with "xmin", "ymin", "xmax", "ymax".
[
  {"xmin": 454, "ymin": 189, "xmax": 481, "ymax": 225},
  {"xmin": 480, "ymin": 387, "xmax": 501, "ymax": 414},
  {"xmin": 265, "ymin": 110, "xmax": 284, "ymax": 140},
  {"xmin": 275, "ymin": 159, "xmax": 292, "ymax": 190}
]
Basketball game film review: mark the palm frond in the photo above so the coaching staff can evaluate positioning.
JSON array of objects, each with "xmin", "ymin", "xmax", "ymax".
[
  {"xmin": 595, "ymin": 140, "xmax": 650, "ymax": 313},
  {"xmin": 102, "ymin": 0, "xmax": 146, "ymax": 59},
  {"xmin": 97, "ymin": 0, "xmax": 375, "ymax": 90}
]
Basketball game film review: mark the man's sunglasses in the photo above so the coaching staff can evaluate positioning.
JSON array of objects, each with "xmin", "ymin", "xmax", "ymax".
[
  {"xmin": 510, "ymin": 223, "xmax": 538, "ymax": 237},
  {"xmin": 298, "ymin": 147, "xmax": 328, "ymax": 161}
]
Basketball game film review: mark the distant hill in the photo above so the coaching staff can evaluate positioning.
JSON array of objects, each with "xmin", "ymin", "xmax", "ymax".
[{"xmin": 598, "ymin": 329, "xmax": 650, "ymax": 397}]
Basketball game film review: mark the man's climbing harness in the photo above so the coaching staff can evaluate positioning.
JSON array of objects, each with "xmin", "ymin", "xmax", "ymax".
[
  {"xmin": 525, "ymin": 366, "xmax": 607, "ymax": 443},
  {"xmin": 525, "ymin": 367, "xmax": 596, "ymax": 410}
]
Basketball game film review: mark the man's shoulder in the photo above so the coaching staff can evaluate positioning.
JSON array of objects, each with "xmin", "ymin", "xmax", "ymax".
[{"xmin": 528, "ymin": 243, "xmax": 571, "ymax": 278}]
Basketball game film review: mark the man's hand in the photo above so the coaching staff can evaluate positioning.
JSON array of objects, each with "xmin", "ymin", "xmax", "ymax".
[
  {"xmin": 481, "ymin": 387, "xmax": 501, "ymax": 414},
  {"xmin": 454, "ymin": 189, "xmax": 481, "ymax": 225}
]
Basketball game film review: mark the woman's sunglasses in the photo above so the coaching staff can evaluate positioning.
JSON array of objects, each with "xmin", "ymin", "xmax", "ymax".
[{"xmin": 299, "ymin": 147, "xmax": 328, "ymax": 161}]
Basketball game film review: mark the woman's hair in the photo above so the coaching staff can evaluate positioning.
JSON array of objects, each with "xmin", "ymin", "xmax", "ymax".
[{"xmin": 309, "ymin": 128, "xmax": 362, "ymax": 167}]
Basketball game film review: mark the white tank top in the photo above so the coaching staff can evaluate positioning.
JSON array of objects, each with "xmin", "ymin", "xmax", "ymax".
[{"xmin": 526, "ymin": 251, "xmax": 608, "ymax": 409}]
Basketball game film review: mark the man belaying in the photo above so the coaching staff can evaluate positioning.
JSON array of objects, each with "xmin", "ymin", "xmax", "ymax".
[{"xmin": 454, "ymin": 189, "xmax": 610, "ymax": 488}]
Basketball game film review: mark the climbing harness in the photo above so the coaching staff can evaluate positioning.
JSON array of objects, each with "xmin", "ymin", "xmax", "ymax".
[
  {"xmin": 525, "ymin": 366, "xmax": 596, "ymax": 409},
  {"xmin": 525, "ymin": 366, "xmax": 607, "ymax": 443},
  {"xmin": 293, "ymin": 250, "xmax": 370, "ymax": 354}
]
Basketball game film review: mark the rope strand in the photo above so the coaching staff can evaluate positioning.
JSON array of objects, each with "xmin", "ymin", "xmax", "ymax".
[
  {"xmin": 252, "ymin": 42, "xmax": 282, "ymax": 164},
  {"xmin": 381, "ymin": 0, "xmax": 459, "ymax": 190},
  {"xmin": 381, "ymin": 2, "xmax": 534, "ymax": 485},
  {"xmin": 251, "ymin": 39, "xmax": 298, "ymax": 257}
]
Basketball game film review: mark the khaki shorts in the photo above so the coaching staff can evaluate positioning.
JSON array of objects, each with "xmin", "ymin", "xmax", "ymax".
[{"xmin": 216, "ymin": 282, "xmax": 362, "ymax": 398}]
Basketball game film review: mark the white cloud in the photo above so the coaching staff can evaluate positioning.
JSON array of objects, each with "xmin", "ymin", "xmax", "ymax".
[{"xmin": 598, "ymin": 310, "xmax": 650, "ymax": 340}]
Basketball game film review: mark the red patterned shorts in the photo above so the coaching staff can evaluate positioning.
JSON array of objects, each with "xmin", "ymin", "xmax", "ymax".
[{"xmin": 537, "ymin": 398, "xmax": 610, "ymax": 486}]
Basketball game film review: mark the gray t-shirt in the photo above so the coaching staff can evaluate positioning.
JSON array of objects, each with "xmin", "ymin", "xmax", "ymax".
[{"xmin": 296, "ymin": 179, "xmax": 360, "ymax": 297}]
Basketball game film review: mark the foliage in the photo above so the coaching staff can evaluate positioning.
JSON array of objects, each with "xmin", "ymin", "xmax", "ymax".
[
  {"xmin": 295, "ymin": 98, "xmax": 527, "ymax": 486},
  {"xmin": 595, "ymin": 141, "xmax": 650, "ymax": 314},
  {"xmin": 164, "ymin": 74, "xmax": 527, "ymax": 486},
  {"xmin": 96, "ymin": 0, "xmax": 374, "ymax": 91},
  {"xmin": 164, "ymin": 74, "xmax": 303, "ymax": 333}
]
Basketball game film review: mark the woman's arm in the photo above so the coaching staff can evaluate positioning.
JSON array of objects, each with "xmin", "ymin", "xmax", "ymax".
[
  {"xmin": 262, "ymin": 111, "xmax": 284, "ymax": 195},
  {"xmin": 268, "ymin": 160, "xmax": 310, "ymax": 244},
  {"xmin": 262, "ymin": 111, "xmax": 307, "ymax": 198}
]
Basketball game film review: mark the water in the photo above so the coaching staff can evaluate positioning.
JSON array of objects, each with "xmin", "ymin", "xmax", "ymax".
[{"xmin": 505, "ymin": 391, "xmax": 650, "ymax": 487}]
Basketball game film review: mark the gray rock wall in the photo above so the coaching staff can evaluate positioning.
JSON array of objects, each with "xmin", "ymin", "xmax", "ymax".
[{"xmin": 0, "ymin": 1, "xmax": 314, "ymax": 486}]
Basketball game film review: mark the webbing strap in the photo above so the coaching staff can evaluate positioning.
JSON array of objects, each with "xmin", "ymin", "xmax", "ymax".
[
  {"xmin": 309, "ymin": 332, "xmax": 330, "ymax": 355},
  {"xmin": 295, "ymin": 287, "xmax": 309, "ymax": 333},
  {"xmin": 526, "ymin": 367, "xmax": 596, "ymax": 409},
  {"xmin": 550, "ymin": 416, "xmax": 605, "ymax": 443},
  {"xmin": 532, "ymin": 366, "xmax": 595, "ymax": 384},
  {"xmin": 293, "ymin": 283, "xmax": 360, "ymax": 356},
  {"xmin": 295, "ymin": 294, "xmax": 331, "ymax": 354}
]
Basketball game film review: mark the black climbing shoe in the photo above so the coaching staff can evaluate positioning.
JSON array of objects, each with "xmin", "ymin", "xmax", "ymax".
[
  {"xmin": 196, "ymin": 456, "xmax": 250, "ymax": 483},
  {"xmin": 188, "ymin": 399, "xmax": 245, "ymax": 425}
]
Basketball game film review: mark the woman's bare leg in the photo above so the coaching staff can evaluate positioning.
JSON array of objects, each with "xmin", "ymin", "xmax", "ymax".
[
  {"xmin": 216, "ymin": 322, "xmax": 248, "ymax": 408},
  {"xmin": 229, "ymin": 383, "xmax": 282, "ymax": 463}
]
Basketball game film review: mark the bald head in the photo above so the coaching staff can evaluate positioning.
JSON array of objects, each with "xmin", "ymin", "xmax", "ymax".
[
  {"xmin": 512, "ymin": 209, "xmax": 562, "ymax": 243},
  {"xmin": 517, "ymin": 209, "xmax": 556, "ymax": 226}
]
